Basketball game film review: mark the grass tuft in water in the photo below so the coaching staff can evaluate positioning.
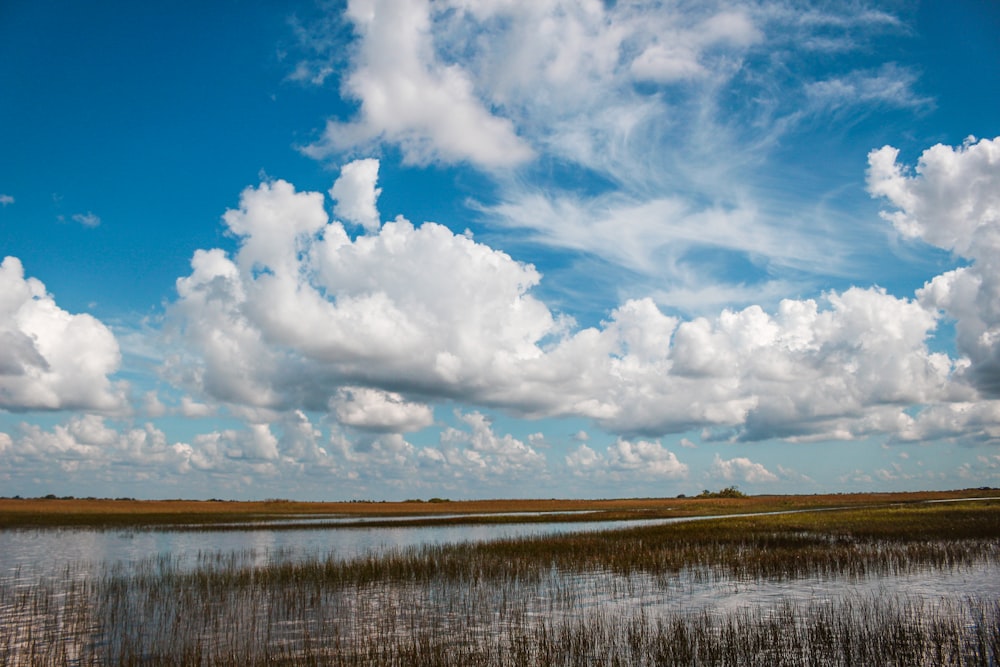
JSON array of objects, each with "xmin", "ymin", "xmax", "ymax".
[{"xmin": 2, "ymin": 500, "xmax": 998, "ymax": 665}]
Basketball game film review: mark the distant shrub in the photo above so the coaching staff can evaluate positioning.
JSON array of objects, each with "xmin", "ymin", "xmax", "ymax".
[{"xmin": 697, "ymin": 486, "xmax": 746, "ymax": 499}]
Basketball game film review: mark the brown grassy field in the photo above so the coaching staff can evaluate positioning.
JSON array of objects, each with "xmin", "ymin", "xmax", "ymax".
[{"xmin": 1, "ymin": 488, "xmax": 997, "ymax": 529}]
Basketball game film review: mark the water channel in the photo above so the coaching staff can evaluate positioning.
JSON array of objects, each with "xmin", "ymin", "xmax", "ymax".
[
  {"xmin": 1, "ymin": 506, "xmax": 998, "ymax": 663},
  {"xmin": 2, "ymin": 506, "xmax": 997, "ymax": 604},
  {"xmin": 0, "ymin": 513, "xmax": 682, "ymax": 579}
]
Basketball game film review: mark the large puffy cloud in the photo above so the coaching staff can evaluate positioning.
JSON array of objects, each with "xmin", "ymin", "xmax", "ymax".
[
  {"xmin": 168, "ymin": 167, "xmax": 560, "ymax": 416},
  {"xmin": 331, "ymin": 387, "xmax": 434, "ymax": 433},
  {"xmin": 167, "ymin": 162, "xmax": 966, "ymax": 444},
  {"xmin": 543, "ymin": 287, "xmax": 957, "ymax": 441},
  {"xmin": 867, "ymin": 137, "xmax": 1000, "ymax": 257},
  {"xmin": 694, "ymin": 288, "xmax": 960, "ymax": 442},
  {"xmin": 868, "ymin": 136, "xmax": 1000, "ymax": 396},
  {"xmin": 0, "ymin": 257, "xmax": 125, "ymax": 412},
  {"xmin": 169, "ymin": 247, "xmax": 281, "ymax": 408},
  {"xmin": 305, "ymin": 0, "xmax": 533, "ymax": 168}
]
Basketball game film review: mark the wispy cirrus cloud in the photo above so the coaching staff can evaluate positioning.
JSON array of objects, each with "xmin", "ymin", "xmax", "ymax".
[
  {"xmin": 805, "ymin": 63, "xmax": 932, "ymax": 115},
  {"xmin": 295, "ymin": 0, "xmax": 926, "ymax": 317},
  {"xmin": 71, "ymin": 212, "xmax": 101, "ymax": 227}
]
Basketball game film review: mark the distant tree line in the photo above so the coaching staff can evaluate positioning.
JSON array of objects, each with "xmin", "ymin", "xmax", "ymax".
[{"xmin": 694, "ymin": 486, "xmax": 747, "ymax": 499}]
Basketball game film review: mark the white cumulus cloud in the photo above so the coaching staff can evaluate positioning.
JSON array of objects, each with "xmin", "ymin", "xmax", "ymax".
[
  {"xmin": 6, "ymin": 415, "xmax": 190, "ymax": 472},
  {"xmin": 868, "ymin": 136, "xmax": 1000, "ymax": 396},
  {"xmin": 305, "ymin": 0, "xmax": 533, "ymax": 168},
  {"xmin": 163, "ymin": 167, "xmax": 975, "ymax": 446},
  {"xmin": 436, "ymin": 410, "xmax": 545, "ymax": 475},
  {"xmin": 167, "ymin": 174, "xmax": 558, "ymax": 415},
  {"xmin": 710, "ymin": 453, "xmax": 778, "ymax": 484},
  {"xmin": 330, "ymin": 158, "xmax": 382, "ymax": 232},
  {"xmin": 567, "ymin": 438, "xmax": 688, "ymax": 480},
  {"xmin": 0, "ymin": 257, "xmax": 125, "ymax": 412},
  {"xmin": 332, "ymin": 387, "xmax": 434, "ymax": 433}
]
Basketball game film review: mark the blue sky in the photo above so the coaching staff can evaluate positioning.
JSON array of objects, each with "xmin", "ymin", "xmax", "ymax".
[{"xmin": 1, "ymin": 0, "xmax": 999, "ymax": 500}]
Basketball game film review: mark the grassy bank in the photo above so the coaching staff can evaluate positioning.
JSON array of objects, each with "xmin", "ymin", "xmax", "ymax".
[
  {"xmin": 2, "ymin": 499, "xmax": 998, "ymax": 665},
  {"xmin": 1, "ymin": 488, "xmax": 996, "ymax": 529}
]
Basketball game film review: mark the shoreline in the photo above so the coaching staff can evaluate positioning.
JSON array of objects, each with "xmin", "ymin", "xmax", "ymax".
[{"xmin": 2, "ymin": 488, "xmax": 997, "ymax": 529}]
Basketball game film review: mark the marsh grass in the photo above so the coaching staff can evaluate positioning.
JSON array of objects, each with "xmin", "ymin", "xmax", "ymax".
[
  {"xmin": 2, "ymin": 500, "xmax": 998, "ymax": 665},
  {"xmin": 2, "ymin": 489, "xmax": 996, "ymax": 529}
]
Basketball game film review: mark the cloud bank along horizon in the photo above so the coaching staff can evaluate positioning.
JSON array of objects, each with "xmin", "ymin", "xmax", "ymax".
[{"xmin": 1, "ymin": 0, "xmax": 999, "ymax": 500}]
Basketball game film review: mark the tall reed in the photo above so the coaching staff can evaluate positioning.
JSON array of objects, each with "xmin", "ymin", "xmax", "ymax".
[{"xmin": 2, "ymin": 501, "xmax": 998, "ymax": 666}]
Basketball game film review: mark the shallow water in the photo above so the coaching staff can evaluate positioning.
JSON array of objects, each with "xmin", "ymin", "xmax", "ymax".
[
  {"xmin": 0, "ymin": 515, "xmax": 677, "ymax": 579},
  {"xmin": 1, "ymin": 501, "xmax": 993, "ymax": 580},
  {"xmin": 583, "ymin": 560, "xmax": 1000, "ymax": 618},
  {"xmin": 3, "ymin": 511, "xmax": 997, "ymax": 608},
  {"xmin": 2, "ymin": 511, "xmax": 997, "ymax": 665}
]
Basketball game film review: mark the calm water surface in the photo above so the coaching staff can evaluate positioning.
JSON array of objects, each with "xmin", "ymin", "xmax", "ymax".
[
  {"xmin": 2, "ymin": 506, "xmax": 997, "ymax": 614},
  {"xmin": 2, "ymin": 510, "xmax": 998, "ymax": 659},
  {"xmin": 0, "ymin": 515, "xmax": 679, "ymax": 578},
  {"xmin": 2, "ymin": 502, "xmax": 996, "ymax": 580}
]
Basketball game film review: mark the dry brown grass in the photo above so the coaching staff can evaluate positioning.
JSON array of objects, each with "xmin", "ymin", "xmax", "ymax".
[{"xmin": 1, "ymin": 488, "xmax": 997, "ymax": 529}]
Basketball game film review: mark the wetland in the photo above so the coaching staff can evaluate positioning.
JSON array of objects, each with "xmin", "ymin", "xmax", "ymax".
[{"xmin": 1, "ymin": 490, "xmax": 998, "ymax": 665}]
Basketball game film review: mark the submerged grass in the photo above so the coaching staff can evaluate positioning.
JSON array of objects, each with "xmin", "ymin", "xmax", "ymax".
[{"xmin": 2, "ymin": 499, "xmax": 998, "ymax": 665}]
